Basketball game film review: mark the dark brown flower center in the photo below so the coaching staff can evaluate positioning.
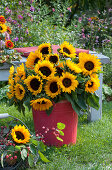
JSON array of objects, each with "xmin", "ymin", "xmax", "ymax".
[
  {"xmin": 63, "ymin": 47, "xmax": 70, "ymax": 54},
  {"xmin": 7, "ymin": 42, "xmax": 12, "ymax": 47},
  {"xmin": 19, "ymin": 88, "xmax": 23, "ymax": 94},
  {"xmin": 0, "ymin": 26, "xmax": 3, "ymax": 30},
  {"xmin": 42, "ymin": 101, "xmax": 46, "ymax": 104},
  {"xmin": 41, "ymin": 47, "xmax": 49, "ymax": 54},
  {"xmin": 34, "ymin": 57, "xmax": 39, "ymax": 65},
  {"xmin": 62, "ymin": 78, "xmax": 71, "ymax": 87},
  {"xmin": 15, "ymin": 131, "xmax": 25, "ymax": 140},
  {"xmin": 88, "ymin": 81, "xmax": 93, "ymax": 87},
  {"xmin": 84, "ymin": 61, "xmax": 94, "ymax": 71},
  {"xmin": 50, "ymin": 82, "xmax": 58, "ymax": 93},
  {"xmin": 49, "ymin": 55, "xmax": 58, "ymax": 64},
  {"xmin": 39, "ymin": 66, "xmax": 51, "ymax": 77},
  {"xmin": 30, "ymin": 78, "xmax": 40, "ymax": 90}
]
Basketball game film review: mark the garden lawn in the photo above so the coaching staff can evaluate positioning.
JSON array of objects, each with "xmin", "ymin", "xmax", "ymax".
[{"xmin": 0, "ymin": 101, "xmax": 112, "ymax": 170}]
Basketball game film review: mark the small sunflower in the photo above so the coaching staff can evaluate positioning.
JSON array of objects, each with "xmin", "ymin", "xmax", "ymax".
[
  {"xmin": 66, "ymin": 60, "xmax": 82, "ymax": 73},
  {"xmin": 45, "ymin": 76, "xmax": 61, "ymax": 98},
  {"xmin": 78, "ymin": 53, "xmax": 101, "ymax": 75},
  {"xmin": 30, "ymin": 98, "xmax": 53, "ymax": 111},
  {"xmin": 8, "ymin": 65, "xmax": 14, "ymax": 79},
  {"xmin": 15, "ymin": 84, "xmax": 25, "ymax": 100},
  {"xmin": 0, "ymin": 23, "xmax": 7, "ymax": 33},
  {"xmin": 34, "ymin": 60, "xmax": 56, "ymax": 79},
  {"xmin": 7, "ymin": 85, "xmax": 14, "ymax": 99},
  {"xmin": 85, "ymin": 74, "xmax": 100, "ymax": 93},
  {"xmin": 58, "ymin": 72, "xmax": 79, "ymax": 93},
  {"xmin": 0, "ymin": 15, "xmax": 6, "ymax": 24},
  {"xmin": 59, "ymin": 41, "xmax": 76, "ymax": 58},
  {"xmin": 26, "ymin": 51, "xmax": 43, "ymax": 69},
  {"xmin": 7, "ymin": 26, "xmax": 12, "ymax": 34},
  {"xmin": 15, "ymin": 63, "xmax": 26, "ymax": 83},
  {"xmin": 11, "ymin": 125, "xmax": 31, "ymax": 144},
  {"xmin": 46, "ymin": 53, "xmax": 59, "ymax": 65},
  {"xmin": 8, "ymin": 78, "xmax": 14, "ymax": 86},
  {"xmin": 24, "ymin": 75, "xmax": 43, "ymax": 95},
  {"xmin": 38, "ymin": 43, "xmax": 51, "ymax": 56},
  {"xmin": 5, "ymin": 40, "xmax": 14, "ymax": 49}
]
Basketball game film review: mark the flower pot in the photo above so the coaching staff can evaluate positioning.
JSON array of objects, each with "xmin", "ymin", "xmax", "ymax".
[{"xmin": 32, "ymin": 100, "xmax": 78, "ymax": 146}]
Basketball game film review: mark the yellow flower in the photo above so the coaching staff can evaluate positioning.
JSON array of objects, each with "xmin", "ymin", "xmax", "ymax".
[
  {"xmin": 78, "ymin": 53, "xmax": 101, "ymax": 75},
  {"xmin": 8, "ymin": 65, "xmax": 14, "ymax": 79},
  {"xmin": 7, "ymin": 85, "xmax": 14, "ymax": 99},
  {"xmin": 34, "ymin": 60, "xmax": 56, "ymax": 79},
  {"xmin": 58, "ymin": 72, "xmax": 79, "ymax": 93},
  {"xmin": 26, "ymin": 51, "xmax": 43, "ymax": 69},
  {"xmin": 15, "ymin": 63, "xmax": 26, "ymax": 83},
  {"xmin": 59, "ymin": 41, "xmax": 76, "ymax": 58},
  {"xmin": 66, "ymin": 60, "xmax": 82, "ymax": 73},
  {"xmin": 11, "ymin": 125, "xmax": 31, "ymax": 144},
  {"xmin": 45, "ymin": 76, "xmax": 61, "ymax": 98},
  {"xmin": 24, "ymin": 75, "xmax": 43, "ymax": 95},
  {"xmin": 30, "ymin": 98, "xmax": 53, "ymax": 111},
  {"xmin": 0, "ymin": 23, "xmax": 7, "ymax": 33},
  {"xmin": 46, "ymin": 53, "xmax": 59, "ymax": 65},
  {"xmin": 38, "ymin": 43, "xmax": 51, "ymax": 56},
  {"xmin": 15, "ymin": 84, "xmax": 25, "ymax": 100},
  {"xmin": 0, "ymin": 15, "xmax": 6, "ymax": 24},
  {"xmin": 55, "ymin": 62, "xmax": 64, "ymax": 77},
  {"xmin": 85, "ymin": 74, "xmax": 100, "ymax": 93}
]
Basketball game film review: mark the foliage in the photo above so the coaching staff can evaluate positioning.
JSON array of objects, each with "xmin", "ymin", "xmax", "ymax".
[
  {"xmin": 0, "ymin": 84, "xmax": 9, "ymax": 103},
  {"xmin": 102, "ymin": 84, "xmax": 112, "ymax": 102}
]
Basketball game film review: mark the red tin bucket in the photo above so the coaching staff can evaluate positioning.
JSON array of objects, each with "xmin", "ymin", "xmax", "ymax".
[{"xmin": 32, "ymin": 100, "xmax": 78, "ymax": 146}]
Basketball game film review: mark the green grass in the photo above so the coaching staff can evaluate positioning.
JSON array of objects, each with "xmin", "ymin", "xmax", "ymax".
[{"xmin": 0, "ymin": 101, "xmax": 112, "ymax": 169}]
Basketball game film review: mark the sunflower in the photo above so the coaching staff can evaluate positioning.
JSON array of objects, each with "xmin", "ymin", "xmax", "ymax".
[
  {"xmin": 15, "ymin": 63, "xmax": 26, "ymax": 83},
  {"xmin": 5, "ymin": 40, "xmax": 14, "ymax": 49},
  {"xmin": 7, "ymin": 85, "xmax": 14, "ymax": 99},
  {"xmin": 11, "ymin": 125, "xmax": 31, "ymax": 144},
  {"xmin": 24, "ymin": 75, "xmax": 43, "ymax": 95},
  {"xmin": 38, "ymin": 43, "xmax": 51, "ymax": 56},
  {"xmin": 58, "ymin": 72, "xmax": 79, "ymax": 93},
  {"xmin": 30, "ymin": 98, "xmax": 53, "ymax": 111},
  {"xmin": 34, "ymin": 60, "xmax": 56, "ymax": 79},
  {"xmin": 8, "ymin": 78, "xmax": 14, "ymax": 86},
  {"xmin": 8, "ymin": 65, "xmax": 14, "ymax": 79},
  {"xmin": 66, "ymin": 60, "xmax": 82, "ymax": 73},
  {"xmin": 7, "ymin": 26, "xmax": 12, "ymax": 34},
  {"xmin": 15, "ymin": 84, "xmax": 25, "ymax": 100},
  {"xmin": 59, "ymin": 41, "xmax": 76, "ymax": 58},
  {"xmin": 85, "ymin": 74, "xmax": 100, "ymax": 93},
  {"xmin": 26, "ymin": 51, "xmax": 43, "ymax": 69},
  {"xmin": 46, "ymin": 53, "xmax": 59, "ymax": 65},
  {"xmin": 78, "ymin": 53, "xmax": 101, "ymax": 75},
  {"xmin": 0, "ymin": 15, "xmax": 6, "ymax": 24},
  {"xmin": 0, "ymin": 23, "xmax": 7, "ymax": 33},
  {"xmin": 45, "ymin": 76, "xmax": 61, "ymax": 98}
]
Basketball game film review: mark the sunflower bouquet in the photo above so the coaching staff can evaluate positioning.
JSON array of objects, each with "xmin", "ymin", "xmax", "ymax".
[
  {"xmin": 0, "ymin": 15, "xmax": 21, "ymax": 64},
  {"xmin": 7, "ymin": 41, "xmax": 101, "ymax": 115}
]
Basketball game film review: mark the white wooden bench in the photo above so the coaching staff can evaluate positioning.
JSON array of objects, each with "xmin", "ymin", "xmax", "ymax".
[{"xmin": 0, "ymin": 52, "xmax": 110, "ymax": 121}]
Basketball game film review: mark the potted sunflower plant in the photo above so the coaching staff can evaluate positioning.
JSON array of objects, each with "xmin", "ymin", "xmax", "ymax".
[{"xmin": 7, "ymin": 41, "xmax": 101, "ymax": 146}]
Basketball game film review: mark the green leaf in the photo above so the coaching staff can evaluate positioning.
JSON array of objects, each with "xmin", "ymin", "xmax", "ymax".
[
  {"xmin": 58, "ymin": 130, "xmax": 64, "ymax": 136},
  {"xmin": 57, "ymin": 122, "xmax": 65, "ymax": 130},
  {"xmin": 76, "ymin": 93, "xmax": 87, "ymax": 110},
  {"xmin": 56, "ymin": 137, "xmax": 63, "ymax": 142},
  {"xmin": 87, "ymin": 93, "xmax": 99, "ymax": 110},
  {"xmin": 30, "ymin": 144, "xmax": 37, "ymax": 155},
  {"xmin": 46, "ymin": 106, "xmax": 53, "ymax": 116},
  {"xmin": 28, "ymin": 154, "xmax": 34, "ymax": 167},
  {"xmin": 38, "ymin": 141, "xmax": 46, "ymax": 152},
  {"xmin": 21, "ymin": 148, "xmax": 28, "ymax": 160},
  {"xmin": 30, "ymin": 139, "xmax": 38, "ymax": 146},
  {"xmin": 38, "ymin": 151, "xmax": 50, "ymax": 162},
  {"xmin": 15, "ymin": 145, "xmax": 21, "ymax": 150}
]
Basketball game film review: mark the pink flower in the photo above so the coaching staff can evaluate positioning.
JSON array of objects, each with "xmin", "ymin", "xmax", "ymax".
[
  {"xmin": 52, "ymin": 8, "xmax": 55, "ymax": 12},
  {"xmin": 78, "ymin": 17, "xmax": 82, "ymax": 23},
  {"xmin": 74, "ymin": 25, "xmax": 77, "ymax": 27},
  {"xmin": 19, "ymin": 1, "xmax": 22, "ymax": 5},
  {"xmin": 18, "ymin": 15, "xmax": 23, "ymax": 19},
  {"xmin": 67, "ymin": 7, "xmax": 71, "ymax": 12}
]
